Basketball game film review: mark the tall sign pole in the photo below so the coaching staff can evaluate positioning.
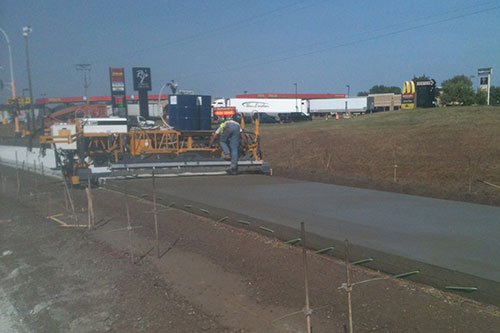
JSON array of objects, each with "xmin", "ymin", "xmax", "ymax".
[
  {"xmin": 478, "ymin": 67, "xmax": 492, "ymax": 106},
  {"xmin": 109, "ymin": 68, "xmax": 127, "ymax": 117},
  {"xmin": 132, "ymin": 67, "xmax": 152, "ymax": 119}
]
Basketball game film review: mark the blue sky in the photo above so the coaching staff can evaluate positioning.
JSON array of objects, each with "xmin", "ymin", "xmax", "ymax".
[{"xmin": 0, "ymin": 0, "xmax": 499, "ymax": 102}]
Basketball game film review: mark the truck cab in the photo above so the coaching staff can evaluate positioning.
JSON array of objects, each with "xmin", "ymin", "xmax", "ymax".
[{"xmin": 211, "ymin": 99, "xmax": 226, "ymax": 108}]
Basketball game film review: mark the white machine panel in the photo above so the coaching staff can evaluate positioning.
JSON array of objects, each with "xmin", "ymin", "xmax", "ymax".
[
  {"xmin": 50, "ymin": 123, "xmax": 77, "ymax": 150},
  {"xmin": 81, "ymin": 118, "xmax": 128, "ymax": 134}
]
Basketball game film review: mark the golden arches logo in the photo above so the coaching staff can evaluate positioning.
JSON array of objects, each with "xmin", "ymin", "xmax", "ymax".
[{"xmin": 402, "ymin": 81, "xmax": 415, "ymax": 94}]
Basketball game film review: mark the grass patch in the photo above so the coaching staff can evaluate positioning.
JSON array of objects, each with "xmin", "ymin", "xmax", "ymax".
[{"xmin": 259, "ymin": 106, "xmax": 500, "ymax": 206}]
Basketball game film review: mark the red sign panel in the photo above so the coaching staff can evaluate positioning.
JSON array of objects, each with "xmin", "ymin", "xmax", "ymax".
[{"xmin": 213, "ymin": 107, "xmax": 236, "ymax": 117}]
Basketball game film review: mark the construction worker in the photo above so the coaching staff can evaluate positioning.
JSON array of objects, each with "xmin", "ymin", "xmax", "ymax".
[{"xmin": 209, "ymin": 113, "xmax": 244, "ymax": 175}]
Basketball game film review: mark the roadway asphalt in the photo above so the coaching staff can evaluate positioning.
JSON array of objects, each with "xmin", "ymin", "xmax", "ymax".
[{"xmin": 123, "ymin": 174, "xmax": 500, "ymax": 284}]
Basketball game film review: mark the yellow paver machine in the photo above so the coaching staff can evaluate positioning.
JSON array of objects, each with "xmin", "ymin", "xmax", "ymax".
[{"xmin": 40, "ymin": 116, "xmax": 269, "ymax": 185}]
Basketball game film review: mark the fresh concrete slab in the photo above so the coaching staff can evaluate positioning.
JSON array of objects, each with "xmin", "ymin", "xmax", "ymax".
[{"xmin": 130, "ymin": 175, "xmax": 500, "ymax": 283}]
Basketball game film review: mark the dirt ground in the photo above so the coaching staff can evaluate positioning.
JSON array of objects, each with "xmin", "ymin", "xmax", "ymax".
[{"xmin": 0, "ymin": 165, "xmax": 499, "ymax": 332}]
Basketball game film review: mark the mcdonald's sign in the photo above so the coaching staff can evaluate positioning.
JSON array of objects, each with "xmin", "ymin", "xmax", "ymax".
[{"xmin": 401, "ymin": 81, "xmax": 416, "ymax": 109}]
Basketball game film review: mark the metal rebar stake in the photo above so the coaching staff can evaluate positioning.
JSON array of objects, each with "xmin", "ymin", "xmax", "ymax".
[
  {"xmin": 345, "ymin": 239, "xmax": 353, "ymax": 333},
  {"xmin": 33, "ymin": 160, "xmax": 37, "ymax": 190},
  {"xmin": 152, "ymin": 170, "xmax": 160, "ymax": 258},
  {"xmin": 63, "ymin": 181, "xmax": 69, "ymax": 211},
  {"xmin": 48, "ymin": 192, "xmax": 52, "ymax": 217},
  {"xmin": 86, "ymin": 187, "xmax": 91, "ymax": 230},
  {"xmin": 41, "ymin": 162, "xmax": 45, "ymax": 182},
  {"xmin": 124, "ymin": 182, "xmax": 134, "ymax": 264},
  {"xmin": 87, "ymin": 177, "xmax": 95, "ymax": 228},
  {"xmin": 300, "ymin": 222, "xmax": 312, "ymax": 333},
  {"xmin": 63, "ymin": 179, "xmax": 77, "ymax": 224},
  {"xmin": 16, "ymin": 169, "xmax": 20, "ymax": 195}
]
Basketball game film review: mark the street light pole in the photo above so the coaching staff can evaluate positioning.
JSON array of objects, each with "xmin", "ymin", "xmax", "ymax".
[
  {"xmin": 346, "ymin": 85, "xmax": 350, "ymax": 98},
  {"xmin": 0, "ymin": 27, "xmax": 21, "ymax": 134},
  {"xmin": 0, "ymin": 27, "xmax": 16, "ymax": 99},
  {"xmin": 23, "ymin": 26, "xmax": 34, "ymax": 131}
]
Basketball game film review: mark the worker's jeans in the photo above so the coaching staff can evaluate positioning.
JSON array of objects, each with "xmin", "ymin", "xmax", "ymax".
[{"xmin": 220, "ymin": 123, "xmax": 240, "ymax": 170}]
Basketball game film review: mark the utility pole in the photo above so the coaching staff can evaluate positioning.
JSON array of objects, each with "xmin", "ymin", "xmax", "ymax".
[
  {"xmin": 76, "ymin": 64, "xmax": 91, "ymax": 104},
  {"xmin": 23, "ymin": 26, "xmax": 34, "ymax": 131},
  {"xmin": 346, "ymin": 84, "xmax": 350, "ymax": 98}
]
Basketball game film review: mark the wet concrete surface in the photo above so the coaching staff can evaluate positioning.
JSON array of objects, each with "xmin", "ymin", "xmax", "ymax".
[{"xmin": 124, "ymin": 175, "xmax": 500, "ymax": 283}]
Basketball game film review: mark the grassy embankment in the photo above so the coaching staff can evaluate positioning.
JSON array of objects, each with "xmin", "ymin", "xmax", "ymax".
[{"xmin": 259, "ymin": 106, "xmax": 500, "ymax": 206}]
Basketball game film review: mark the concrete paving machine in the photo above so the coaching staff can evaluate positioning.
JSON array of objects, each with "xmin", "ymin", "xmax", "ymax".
[{"xmin": 40, "ymin": 116, "xmax": 269, "ymax": 185}]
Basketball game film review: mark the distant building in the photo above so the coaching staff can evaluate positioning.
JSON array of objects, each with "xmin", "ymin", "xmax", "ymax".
[{"xmin": 369, "ymin": 93, "xmax": 401, "ymax": 112}]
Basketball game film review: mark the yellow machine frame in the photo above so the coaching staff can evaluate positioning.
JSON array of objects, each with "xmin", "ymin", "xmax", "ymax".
[{"xmin": 40, "ymin": 118, "xmax": 263, "ymax": 183}]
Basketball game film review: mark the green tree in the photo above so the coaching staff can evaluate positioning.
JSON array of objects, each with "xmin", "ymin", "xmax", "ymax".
[
  {"xmin": 475, "ymin": 90, "xmax": 487, "ymax": 105},
  {"xmin": 357, "ymin": 91, "xmax": 369, "ymax": 96},
  {"xmin": 412, "ymin": 74, "xmax": 430, "ymax": 81},
  {"xmin": 440, "ymin": 75, "xmax": 475, "ymax": 106},
  {"xmin": 368, "ymin": 85, "xmax": 401, "ymax": 94},
  {"xmin": 490, "ymin": 86, "xmax": 500, "ymax": 106}
]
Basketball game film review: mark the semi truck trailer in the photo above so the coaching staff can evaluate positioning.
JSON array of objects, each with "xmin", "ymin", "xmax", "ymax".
[
  {"xmin": 309, "ymin": 97, "xmax": 374, "ymax": 115},
  {"xmin": 212, "ymin": 98, "xmax": 310, "ymax": 122}
]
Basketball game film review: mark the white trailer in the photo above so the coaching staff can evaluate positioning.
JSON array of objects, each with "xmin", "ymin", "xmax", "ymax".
[
  {"xmin": 309, "ymin": 97, "xmax": 374, "ymax": 115},
  {"xmin": 212, "ymin": 98, "xmax": 310, "ymax": 121}
]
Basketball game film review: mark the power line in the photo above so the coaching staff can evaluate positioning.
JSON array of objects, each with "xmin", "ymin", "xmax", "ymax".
[
  {"xmin": 29, "ymin": 0, "xmax": 322, "ymax": 87},
  {"xmin": 22, "ymin": 2, "xmax": 498, "ymax": 96},
  {"xmin": 136, "ymin": 0, "xmax": 311, "ymax": 50},
  {"xmin": 176, "ymin": 5, "xmax": 499, "ymax": 81},
  {"xmin": 228, "ymin": 0, "xmax": 498, "ymax": 67}
]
